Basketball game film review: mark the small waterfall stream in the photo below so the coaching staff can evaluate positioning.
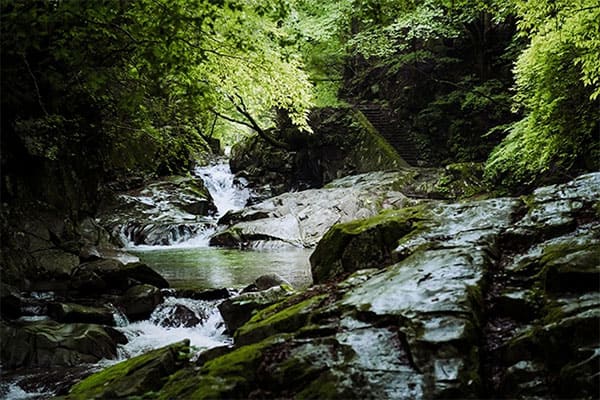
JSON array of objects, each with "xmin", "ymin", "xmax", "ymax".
[
  {"xmin": 194, "ymin": 160, "xmax": 251, "ymax": 218},
  {"xmin": 2, "ymin": 159, "xmax": 310, "ymax": 400}
]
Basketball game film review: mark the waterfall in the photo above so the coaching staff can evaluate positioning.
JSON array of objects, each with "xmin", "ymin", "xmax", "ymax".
[
  {"xmin": 194, "ymin": 160, "xmax": 250, "ymax": 217},
  {"xmin": 116, "ymin": 159, "xmax": 250, "ymax": 248}
]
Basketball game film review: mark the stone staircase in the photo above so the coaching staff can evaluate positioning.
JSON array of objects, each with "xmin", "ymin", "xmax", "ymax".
[{"xmin": 357, "ymin": 104, "xmax": 419, "ymax": 166}]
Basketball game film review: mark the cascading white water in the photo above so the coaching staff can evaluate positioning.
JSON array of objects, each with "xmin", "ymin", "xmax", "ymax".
[
  {"xmin": 117, "ymin": 159, "xmax": 250, "ymax": 249},
  {"xmin": 111, "ymin": 296, "xmax": 231, "ymax": 363},
  {"xmin": 194, "ymin": 160, "xmax": 251, "ymax": 218}
]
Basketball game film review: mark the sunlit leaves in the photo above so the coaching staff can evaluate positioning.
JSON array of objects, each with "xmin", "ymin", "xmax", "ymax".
[{"xmin": 484, "ymin": 0, "xmax": 600, "ymax": 187}]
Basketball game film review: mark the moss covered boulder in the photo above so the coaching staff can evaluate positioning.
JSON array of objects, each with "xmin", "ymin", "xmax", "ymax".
[
  {"xmin": 310, "ymin": 206, "xmax": 428, "ymax": 283},
  {"xmin": 66, "ymin": 340, "xmax": 191, "ymax": 400},
  {"xmin": 118, "ymin": 284, "xmax": 164, "ymax": 321},
  {"xmin": 218, "ymin": 285, "xmax": 295, "ymax": 334}
]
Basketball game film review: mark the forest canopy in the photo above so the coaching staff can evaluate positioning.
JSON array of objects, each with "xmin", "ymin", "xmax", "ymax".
[{"xmin": 1, "ymin": 0, "xmax": 599, "ymax": 196}]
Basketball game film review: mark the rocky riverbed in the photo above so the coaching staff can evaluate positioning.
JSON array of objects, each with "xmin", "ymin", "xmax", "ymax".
[{"xmin": 45, "ymin": 171, "xmax": 599, "ymax": 399}]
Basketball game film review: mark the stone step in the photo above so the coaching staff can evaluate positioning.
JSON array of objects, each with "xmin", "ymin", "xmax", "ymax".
[{"xmin": 356, "ymin": 105, "xmax": 418, "ymax": 166}]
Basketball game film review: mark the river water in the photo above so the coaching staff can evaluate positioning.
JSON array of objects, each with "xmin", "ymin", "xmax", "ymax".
[{"xmin": 2, "ymin": 159, "xmax": 312, "ymax": 399}]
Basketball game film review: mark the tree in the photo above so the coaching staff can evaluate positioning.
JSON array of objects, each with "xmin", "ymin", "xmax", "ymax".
[
  {"xmin": 485, "ymin": 0, "xmax": 600, "ymax": 188},
  {"xmin": 1, "ymin": 0, "xmax": 315, "ymax": 208}
]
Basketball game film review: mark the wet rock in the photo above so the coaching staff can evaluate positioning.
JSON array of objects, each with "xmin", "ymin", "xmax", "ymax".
[
  {"xmin": 218, "ymin": 285, "xmax": 295, "ymax": 334},
  {"xmin": 0, "ymin": 320, "xmax": 125, "ymax": 368},
  {"xmin": 98, "ymin": 175, "xmax": 217, "ymax": 246},
  {"xmin": 242, "ymin": 273, "xmax": 292, "ymax": 292},
  {"xmin": 70, "ymin": 258, "xmax": 169, "ymax": 293},
  {"xmin": 157, "ymin": 304, "xmax": 204, "ymax": 328},
  {"xmin": 504, "ymin": 172, "xmax": 600, "ymax": 244},
  {"xmin": 34, "ymin": 249, "xmax": 80, "ymax": 278},
  {"xmin": 210, "ymin": 170, "xmax": 438, "ymax": 248},
  {"xmin": 66, "ymin": 340, "xmax": 190, "ymax": 399},
  {"xmin": 499, "ymin": 360, "xmax": 548, "ymax": 398},
  {"xmin": 486, "ymin": 185, "xmax": 599, "ymax": 400},
  {"xmin": 234, "ymin": 294, "xmax": 327, "ymax": 346},
  {"xmin": 118, "ymin": 284, "xmax": 164, "ymax": 321},
  {"xmin": 47, "ymin": 302, "xmax": 115, "ymax": 326},
  {"xmin": 310, "ymin": 206, "xmax": 426, "ymax": 283}
]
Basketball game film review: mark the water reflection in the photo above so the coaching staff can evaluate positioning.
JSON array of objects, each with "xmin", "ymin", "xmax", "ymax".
[{"xmin": 132, "ymin": 247, "xmax": 313, "ymax": 290}]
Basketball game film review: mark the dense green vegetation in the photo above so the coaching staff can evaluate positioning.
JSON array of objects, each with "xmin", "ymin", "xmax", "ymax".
[{"xmin": 1, "ymin": 0, "xmax": 599, "ymax": 208}]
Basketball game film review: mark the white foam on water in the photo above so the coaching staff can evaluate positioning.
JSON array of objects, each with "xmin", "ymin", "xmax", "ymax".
[
  {"xmin": 113, "ymin": 297, "xmax": 231, "ymax": 362},
  {"xmin": 0, "ymin": 383, "xmax": 50, "ymax": 400},
  {"xmin": 194, "ymin": 160, "xmax": 250, "ymax": 217}
]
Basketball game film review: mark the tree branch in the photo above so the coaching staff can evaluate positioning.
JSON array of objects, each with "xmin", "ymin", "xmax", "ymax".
[
  {"xmin": 22, "ymin": 53, "xmax": 48, "ymax": 116},
  {"xmin": 227, "ymin": 94, "xmax": 291, "ymax": 150}
]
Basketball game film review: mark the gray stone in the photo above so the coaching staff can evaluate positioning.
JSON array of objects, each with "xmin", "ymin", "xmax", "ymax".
[
  {"xmin": 119, "ymin": 284, "xmax": 164, "ymax": 321},
  {"xmin": 0, "ymin": 320, "xmax": 125, "ymax": 368},
  {"xmin": 210, "ymin": 170, "xmax": 436, "ymax": 248},
  {"xmin": 47, "ymin": 302, "xmax": 115, "ymax": 325},
  {"xmin": 98, "ymin": 176, "xmax": 217, "ymax": 246},
  {"xmin": 71, "ymin": 258, "xmax": 169, "ymax": 293}
]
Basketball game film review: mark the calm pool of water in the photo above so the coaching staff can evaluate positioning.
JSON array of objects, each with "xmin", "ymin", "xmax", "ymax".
[{"xmin": 132, "ymin": 247, "xmax": 313, "ymax": 290}]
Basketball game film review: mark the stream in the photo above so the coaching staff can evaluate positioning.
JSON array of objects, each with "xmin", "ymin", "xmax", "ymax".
[{"xmin": 1, "ymin": 159, "xmax": 312, "ymax": 399}]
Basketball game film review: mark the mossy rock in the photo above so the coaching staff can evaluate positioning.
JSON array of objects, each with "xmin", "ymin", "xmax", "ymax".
[
  {"xmin": 234, "ymin": 294, "xmax": 328, "ymax": 345},
  {"xmin": 541, "ymin": 242, "xmax": 600, "ymax": 293},
  {"xmin": 310, "ymin": 206, "xmax": 428, "ymax": 283},
  {"xmin": 118, "ymin": 284, "xmax": 164, "ymax": 321},
  {"xmin": 157, "ymin": 336, "xmax": 287, "ymax": 400},
  {"xmin": 66, "ymin": 340, "xmax": 190, "ymax": 400},
  {"xmin": 218, "ymin": 285, "xmax": 295, "ymax": 334},
  {"xmin": 71, "ymin": 259, "xmax": 169, "ymax": 293}
]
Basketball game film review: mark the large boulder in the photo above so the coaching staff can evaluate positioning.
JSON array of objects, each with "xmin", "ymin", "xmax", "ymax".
[
  {"xmin": 70, "ymin": 258, "xmax": 169, "ymax": 293},
  {"xmin": 0, "ymin": 209, "xmax": 117, "ymax": 290},
  {"xmin": 66, "ymin": 340, "xmax": 190, "ymax": 400},
  {"xmin": 47, "ymin": 302, "xmax": 116, "ymax": 326},
  {"xmin": 0, "ymin": 321, "xmax": 126, "ymax": 368},
  {"xmin": 97, "ymin": 175, "xmax": 217, "ymax": 246},
  {"xmin": 310, "ymin": 206, "xmax": 427, "ymax": 283},
  {"xmin": 210, "ymin": 170, "xmax": 442, "ymax": 248},
  {"xmin": 218, "ymin": 285, "xmax": 295, "ymax": 334}
]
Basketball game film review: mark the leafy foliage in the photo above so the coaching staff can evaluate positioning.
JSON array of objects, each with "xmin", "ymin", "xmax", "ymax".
[
  {"xmin": 1, "ymin": 0, "xmax": 315, "ymax": 209},
  {"xmin": 485, "ymin": 0, "xmax": 600, "ymax": 188}
]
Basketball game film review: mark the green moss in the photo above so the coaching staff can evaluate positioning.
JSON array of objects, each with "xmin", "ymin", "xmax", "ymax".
[
  {"xmin": 235, "ymin": 294, "xmax": 328, "ymax": 345},
  {"xmin": 160, "ymin": 336, "xmax": 287, "ymax": 400},
  {"xmin": 295, "ymin": 370, "xmax": 353, "ymax": 399},
  {"xmin": 311, "ymin": 206, "xmax": 429, "ymax": 283},
  {"xmin": 68, "ymin": 340, "xmax": 190, "ymax": 400},
  {"xmin": 352, "ymin": 109, "xmax": 409, "ymax": 169}
]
